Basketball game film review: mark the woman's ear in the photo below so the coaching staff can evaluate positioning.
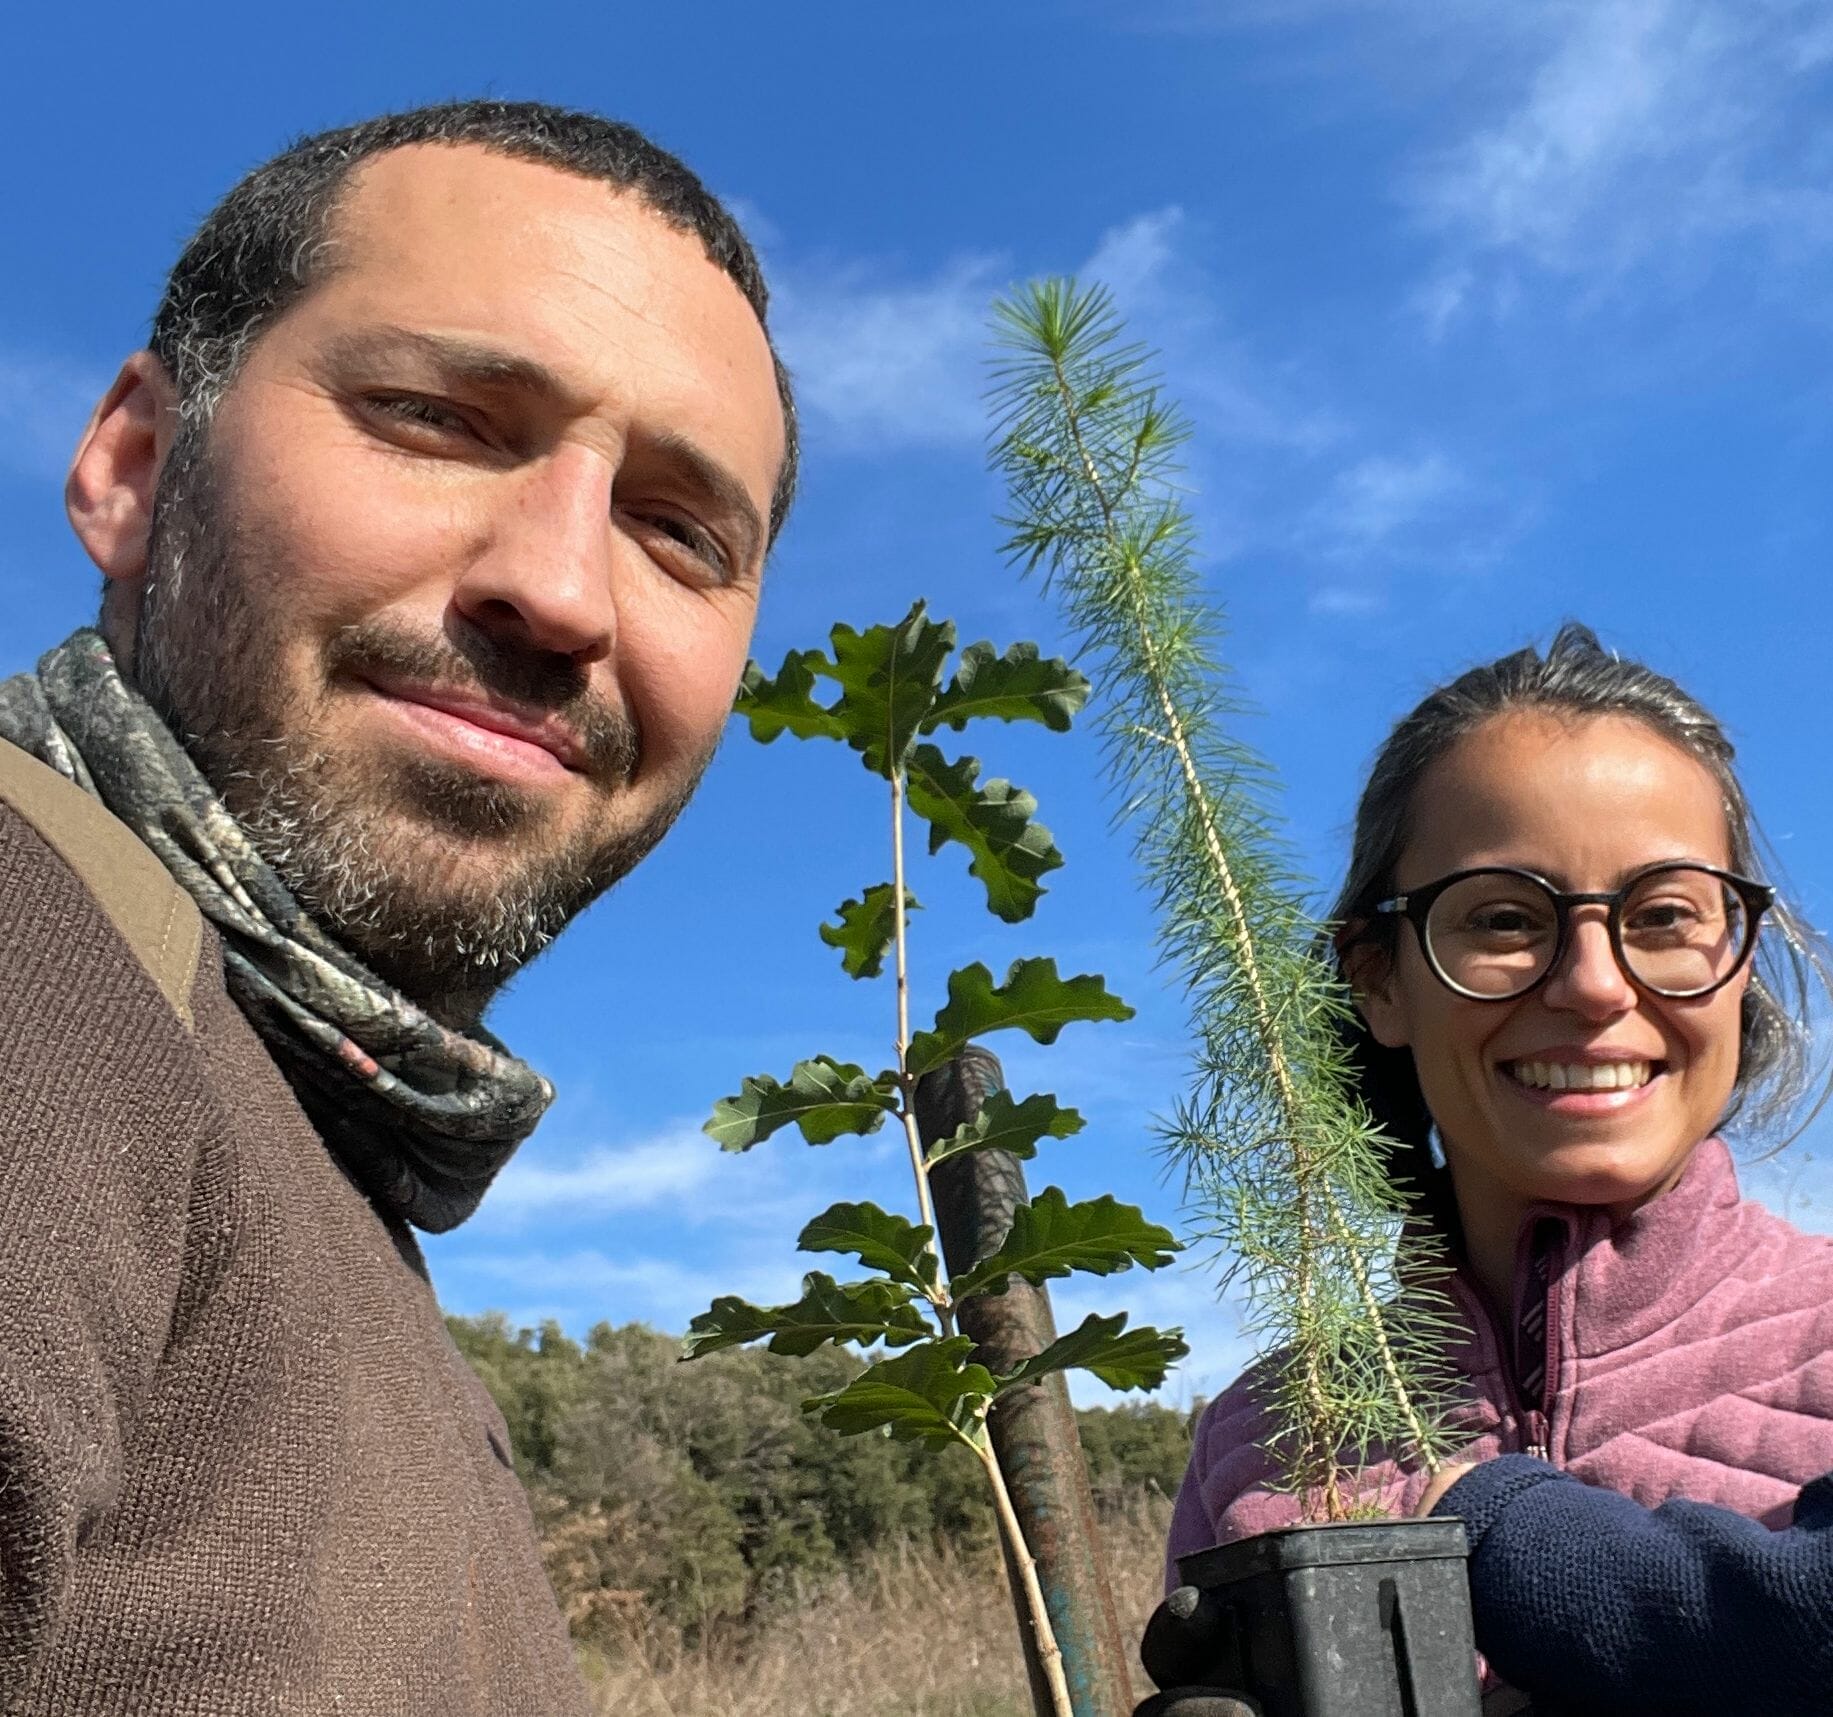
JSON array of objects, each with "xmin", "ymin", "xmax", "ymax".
[
  {"xmin": 1341, "ymin": 930, "xmax": 1412, "ymax": 1050},
  {"xmin": 67, "ymin": 351, "xmax": 178, "ymax": 592}
]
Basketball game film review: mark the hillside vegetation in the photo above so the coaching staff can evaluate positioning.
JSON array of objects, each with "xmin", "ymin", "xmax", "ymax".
[{"xmin": 448, "ymin": 1314, "xmax": 1195, "ymax": 1711}]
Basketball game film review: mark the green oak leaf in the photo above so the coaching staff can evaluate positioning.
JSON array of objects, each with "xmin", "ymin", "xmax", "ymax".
[
  {"xmin": 905, "ymin": 745, "xmax": 1063, "ymax": 924},
  {"xmin": 735, "ymin": 651, "xmax": 848, "ymax": 744},
  {"xmin": 706, "ymin": 1057, "xmax": 899, "ymax": 1150},
  {"xmin": 803, "ymin": 1336, "xmax": 997, "ymax": 1450},
  {"xmin": 924, "ymin": 1090, "xmax": 1085, "ymax": 1167},
  {"xmin": 799, "ymin": 1201, "xmax": 939, "ymax": 1292},
  {"xmin": 682, "ymin": 1272, "xmax": 930, "ymax": 1360},
  {"xmin": 906, "ymin": 959, "xmax": 1134, "ymax": 1079},
  {"xmin": 819, "ymin": 884, "xmax": 919, "ymax": 981},
  {"xmin": 823, "ymin": 602, "xmax": 955, "ymax": 776},
  {"xmin": 951, "ymin": 1188, "xmax": 1180, "ymax": 1299},
  {"xmin": 923, "ymin": 640, "xmax": 1090, "ymax": 735},
  {"xmin": 993, "ymin": 1312, "xmax": 1189, "ymax": 1396}
]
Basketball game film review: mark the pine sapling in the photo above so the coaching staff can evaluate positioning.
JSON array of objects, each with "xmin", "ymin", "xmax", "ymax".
[{"xmin": 987, "ymin": 282, "xmax": 1460, "ymax": 1518}]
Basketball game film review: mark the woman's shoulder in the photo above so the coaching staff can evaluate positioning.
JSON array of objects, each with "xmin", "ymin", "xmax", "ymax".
[
  {"xmin": 1691, "ymin": 1139, "xmax": 1833, "ymax": 1266},
  {"xmin": 1170, "ymin": 1363, "xmax": 1297, "ymax": 1560},
  {"xmin": 1734, "ymin": 1187, "xmax": 1833, "ymax": 1254},
  {"xmin": 1188, "ymin": 1361, "xmax": 1281, "ymax": 1469},
  {"xmin": 1715, "ymin": 1178, "xmax": 1833, "ymax": 1304},
  {"xmin": 1599, "ymin": 1144, "xmax": 1833, "ymax": 1336}
]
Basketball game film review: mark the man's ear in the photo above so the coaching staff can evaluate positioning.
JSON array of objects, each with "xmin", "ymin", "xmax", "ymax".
[
  {"xmin": 1340, "ymin": 930, "xmax": 1412, "ymax": 1050},
  {"xmin": 66, "ymin": 352, "xmax": 179, "ymax": 627}
]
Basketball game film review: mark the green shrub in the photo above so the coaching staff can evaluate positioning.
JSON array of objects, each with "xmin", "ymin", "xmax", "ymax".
[{"xmin": 448, "ymin": 1314, "xmax": 1000, "ymax": 1639}]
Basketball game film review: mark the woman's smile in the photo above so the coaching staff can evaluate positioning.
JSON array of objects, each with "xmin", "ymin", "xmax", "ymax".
[{"xmin": 1499, "ymin": 1053, "xmax": 1662, "ymax": 1113}]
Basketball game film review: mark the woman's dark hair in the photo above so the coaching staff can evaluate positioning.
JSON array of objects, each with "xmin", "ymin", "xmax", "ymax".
[{"xmin": 1332, "ymin": 622, "xmax": 1830, "ymax": 1235}]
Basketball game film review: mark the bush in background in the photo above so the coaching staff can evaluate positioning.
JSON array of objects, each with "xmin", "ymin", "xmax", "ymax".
[{"xmin": 448, "ymin": 1313, "xmax": 1194, "ymax": 1651}]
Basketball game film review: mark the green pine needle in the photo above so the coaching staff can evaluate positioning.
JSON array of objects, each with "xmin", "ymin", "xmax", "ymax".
[{"xmin": 987, "ymin": 278, "xmax": 1462, "ymax": 1514}]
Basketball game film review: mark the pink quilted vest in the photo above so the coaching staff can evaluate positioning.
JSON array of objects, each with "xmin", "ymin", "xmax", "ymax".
[{"xmin": 1167, "ymin": 1137, "xmax": 1833, "ymax": 1572}]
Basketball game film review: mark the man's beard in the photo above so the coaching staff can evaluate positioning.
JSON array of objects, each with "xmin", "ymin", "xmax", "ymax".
[{"xmin": 131, "ymin": 422, "xmax": 713, "ymax": 1024}]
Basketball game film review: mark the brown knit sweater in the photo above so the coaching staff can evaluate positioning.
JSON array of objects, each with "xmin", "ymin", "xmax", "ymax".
[{"xmin": 0, "ymin": 759, "xmax": 591, "ymax": 1714}]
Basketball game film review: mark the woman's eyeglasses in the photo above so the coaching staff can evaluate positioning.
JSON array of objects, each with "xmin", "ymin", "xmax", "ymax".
[{"xmin": 1370, "ymin": 862, "xmax": 1775, "ymax": 1002}]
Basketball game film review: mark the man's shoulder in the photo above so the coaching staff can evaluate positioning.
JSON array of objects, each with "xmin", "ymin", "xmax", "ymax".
[
  {"xmin": 0, "ymin": 737, "xmax": 204, "ymax": 1027},
  {"xmin": 0, "ymin": 744, "xmax": 222, "ymax": 1225}
]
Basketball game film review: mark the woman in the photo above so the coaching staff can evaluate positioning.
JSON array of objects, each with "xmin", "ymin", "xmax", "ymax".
[{"xmin": 1163, "ymin": 625, "xmax": 1833, "ymax": 1700}]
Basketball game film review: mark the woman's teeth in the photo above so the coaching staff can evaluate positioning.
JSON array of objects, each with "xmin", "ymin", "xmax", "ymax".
[{"xmin": 1508, "ymin": 1060, "xmax": 1653, "ymax": 1092}]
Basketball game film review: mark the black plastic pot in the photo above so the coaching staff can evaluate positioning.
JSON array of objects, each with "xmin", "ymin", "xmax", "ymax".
[{"xmin": 1165, "ymin": 1518, "xmax": 1483, "ymax": 1717}]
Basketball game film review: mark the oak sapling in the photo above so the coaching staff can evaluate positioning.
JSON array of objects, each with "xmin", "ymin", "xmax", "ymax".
[{"xmin": 685, "ymin": 601, "xmax": 1187, "ymax": 1717}]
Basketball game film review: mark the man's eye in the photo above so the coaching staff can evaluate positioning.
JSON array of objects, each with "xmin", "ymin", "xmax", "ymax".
[
  {"xmin": 630, "ymin": 510, "xmax": 732, "ymax": 579},
  {"xmin": 365, "ymin": 393, "xmax": 473, "ymax": 435}
]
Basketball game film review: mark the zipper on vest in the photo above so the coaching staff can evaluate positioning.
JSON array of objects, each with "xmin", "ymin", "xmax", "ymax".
[
  {"xmin": 1483, "ymin": 1293, "xmax": 1541, "ymax": 1460},
  {"xmin": 1537, "ymin": 1223, "xmax": 1565, "ymax": 1462},
  {"xmin": 1511, "ymin": 1219, "xmax": 1564, "ymax": 1464},
  {"xmin": 1490, "ymin": 1347, "xmax": 1544, "ymax": 1459}
]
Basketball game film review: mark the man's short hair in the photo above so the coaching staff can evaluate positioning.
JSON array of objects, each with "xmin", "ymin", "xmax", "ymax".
[{"xmin": 149, "ymin": 99, "xmax": 798, "ymax": 540}]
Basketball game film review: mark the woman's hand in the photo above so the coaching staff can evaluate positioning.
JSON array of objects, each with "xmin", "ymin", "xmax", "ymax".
[{"xmin": 1416, "ymin": 1462, "xmax": 1478, "ymax": 1517}]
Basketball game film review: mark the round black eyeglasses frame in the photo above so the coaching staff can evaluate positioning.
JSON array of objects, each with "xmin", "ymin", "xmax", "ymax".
[{"xmin": 1370, "ymin": 862, "xmax": 1776, "ymax": 1002}]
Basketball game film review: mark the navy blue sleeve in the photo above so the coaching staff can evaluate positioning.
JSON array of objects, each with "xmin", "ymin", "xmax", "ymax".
[{"xmin": 1433, "ymin": 1456, "xmax": 1833, "ymax": 1716}]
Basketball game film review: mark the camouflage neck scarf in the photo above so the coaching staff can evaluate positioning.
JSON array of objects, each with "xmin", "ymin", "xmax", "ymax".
[{"xmin": 0, "ymin": 629, "xmax": 552, "ymax": 1232}]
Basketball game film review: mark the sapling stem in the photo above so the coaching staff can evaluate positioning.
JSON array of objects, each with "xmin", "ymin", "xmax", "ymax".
[
  {"xmin": 890, "ymin": 768, "xmax": 943, "ymax": 1257},
  {"xmin": 977, "ymin": 1438, "xmax": 1076, "ymax": 1717},
  {"xmin": 892, "ymin": 764, "xmax": 1069, "ymax": 1715}
]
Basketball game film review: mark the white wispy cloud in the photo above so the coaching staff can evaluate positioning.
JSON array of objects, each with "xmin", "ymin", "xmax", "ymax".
[
  {"xmin": 443, "ymin": 1234, "xmax": 1249, "ymax": 1412},
  {"xmin": 431, "ymin": 1120, "xmax": 913, "ymax": 1335},
  {"xmin": 1297, "ymin": 447, "xmax": 1531, "ymax": 578},
  {"xmin": 0, "ymin": 348, "xmax": 105, "ymax": 482},
  {"xmin": 472, "ymin": 1112, "xmax": 912, "ymax": 1233},
  {"xmin": 1096, "ymin": 211, "xmax": 1345, "ymax": 457},
  {"xmin": 1082, "ymin": 208, "xmax": 1185, "ymax": 310},
  {"xmin": 1325, "ymin": 452, "xmax": 1464, "ymax": 547},
  {"xmin": 1094, "ymin": 1, "xmax": 1833, "ymax": 333},
  {"xmin": 770, "ymin": 253, "xmax": 1005, "ymax": 449},
  {"xmin": 1406, "ymin": 0, "xmax": 1833, "ymax": 323},
  {"xmin": 1307, "ymin": 584, "xmax": 1386, "ymax": 619},
  {"xmin": 483, "ymin": 1125, "xmax": 720, "ymax": 1217},
  {"xmin": 448, "ymin": 1244, "xmax": 809, "ymax": 1331},
  {"xmin": 765, "ymin": 204, "xmax": 1339, "ymax": 459}
]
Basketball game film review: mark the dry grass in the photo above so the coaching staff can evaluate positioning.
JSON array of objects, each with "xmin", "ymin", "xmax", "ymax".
[{"xmin": 578, "ymin": 1498, "xmax": 1172, "ymax": 1717}]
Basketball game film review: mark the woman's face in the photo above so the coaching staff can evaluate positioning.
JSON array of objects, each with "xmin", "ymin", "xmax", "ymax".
[{"xmin": 1357, "ymin": 710, "xmax": 1751, "ymax": 1222}]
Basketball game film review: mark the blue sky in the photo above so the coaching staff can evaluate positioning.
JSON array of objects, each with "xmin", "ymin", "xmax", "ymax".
[{"xmin": 7, "ymin": 1, "xmax": 1833, "ymax": 1405}]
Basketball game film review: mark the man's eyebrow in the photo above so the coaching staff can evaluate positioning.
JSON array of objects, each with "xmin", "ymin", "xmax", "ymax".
[
  {"xmin": 645, "ymin": 430, "xmax": 766, "ymax": 571},
  {"xmin": 324, "ymin": 327, "xmax": 767, "ymax": 566},
  {"xmin": 320, "ymin": 325, "xmax": 570, "ymax": 398}
]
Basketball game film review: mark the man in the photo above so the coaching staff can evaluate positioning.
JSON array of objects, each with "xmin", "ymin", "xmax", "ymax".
[{"xmin": 0, "ymin": 101, "xmax": 792, "ymax": 1714}]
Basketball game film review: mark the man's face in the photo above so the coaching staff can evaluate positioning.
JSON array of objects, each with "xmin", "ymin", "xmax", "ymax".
[{"xmin": 129, "ymin": 144, "xmax": 785, "ymax": 1019}]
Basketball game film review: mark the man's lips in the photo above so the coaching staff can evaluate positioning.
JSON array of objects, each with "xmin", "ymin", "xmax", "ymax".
[{"xmin": 360, "ymin": 678, "xmax": 590, "ymax": 778}]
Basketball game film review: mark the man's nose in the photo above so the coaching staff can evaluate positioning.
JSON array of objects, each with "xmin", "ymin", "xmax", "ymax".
[
  {"xmin": 1540, "ymin": 911, "xmax": 1636, "ymax": 1017},
  {"xmin": 451, "ymin": 445, "xmax": 618, "ymax": 664}
]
